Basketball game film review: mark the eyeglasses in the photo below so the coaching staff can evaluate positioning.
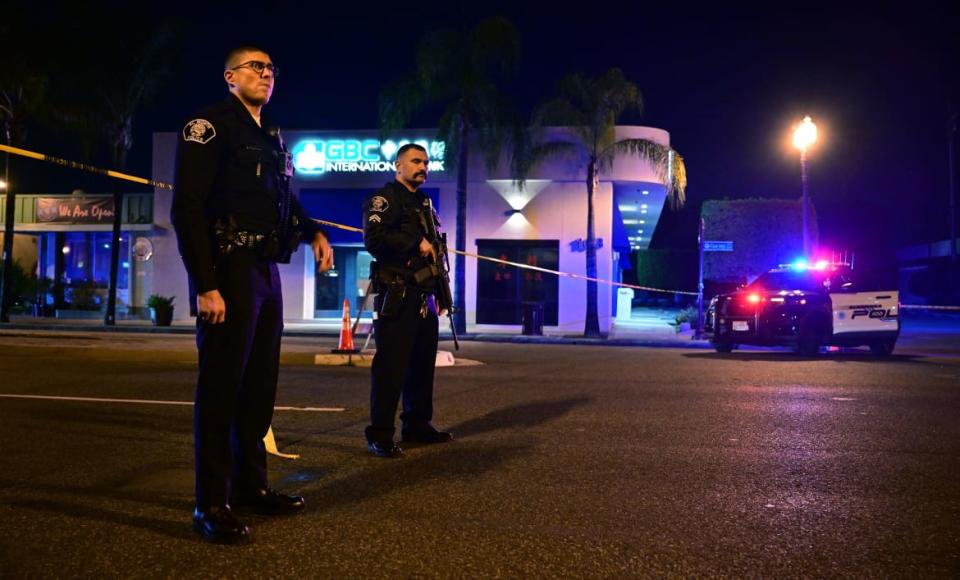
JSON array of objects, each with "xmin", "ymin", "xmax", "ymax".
[{"xmin": 230, "ymin": 60, "xmax": 279, "ymax": 78}]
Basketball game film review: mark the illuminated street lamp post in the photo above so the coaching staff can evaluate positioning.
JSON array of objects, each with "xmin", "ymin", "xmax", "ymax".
[{"xmin": 793, "ymin": 116, "xmax": 817, "ymax": 256}]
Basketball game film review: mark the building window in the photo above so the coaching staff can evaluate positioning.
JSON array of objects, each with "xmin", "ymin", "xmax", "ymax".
[
  {"xmin": 476, "ymin": 239, "xmax": 558, "ymax": 325},
  {"xmin": 315, "ymin": 246, "xmax": 372, "ymax": 317}
]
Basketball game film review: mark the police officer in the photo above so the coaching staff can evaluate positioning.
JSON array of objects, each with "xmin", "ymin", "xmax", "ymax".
[
  {"xmin": 172, "ymin": 45, "xmax": 333, "ymax": 544},
  {"xmin": 363, "ymin": 143, "xmax": 452, "ymax": 458}
]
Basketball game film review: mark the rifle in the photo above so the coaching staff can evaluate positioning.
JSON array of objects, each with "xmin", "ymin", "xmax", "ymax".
[{"xmin": 420, "ymin": 198, "xmax": 459, "ymax": 350}]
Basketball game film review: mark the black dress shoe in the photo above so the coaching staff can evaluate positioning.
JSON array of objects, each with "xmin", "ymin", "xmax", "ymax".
[
  {"xmin": 401, "ymin": 427, "xmax": 453, "ymax": 444},
  {"xmin": 367, "ymin": 440, "xmax": 403, "ymax": 458},
  {"xmin": 231, "ymin": 487, "xmax": 305, "ymax": 515},
  {"xmin": 193, "ymin": 506, "xmax": 251, "ymax": 544}
]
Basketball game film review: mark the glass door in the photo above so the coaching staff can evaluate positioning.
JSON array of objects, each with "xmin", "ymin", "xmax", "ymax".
[{"xmin": 314, "ymin": 245, "xmax": 373, "ymax": 318}]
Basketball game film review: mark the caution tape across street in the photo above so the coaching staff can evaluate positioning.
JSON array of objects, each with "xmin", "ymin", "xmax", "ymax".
[
  {"xmin": 1, "ymin": 143, "xmax": 699, "ymax": 297},
  {"xmin": 310, "ymin": 219, "xmax": 697, "ymax": 296},
  {"xmin": 9, "ymin": 142, "xmax": 960, "ymax": 308},
  {"xmin": 0, "ymin": 144, "xmax": 172, "ymax": 190}
]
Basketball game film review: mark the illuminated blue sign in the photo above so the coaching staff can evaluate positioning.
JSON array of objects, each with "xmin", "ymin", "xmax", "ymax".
[
  {"xmin": 292, "ymin": 138, "xmax": 446, "ymax": 177},
  {"xmin": 569, "ymin": 238, "xmax": 604, "ymax": 252}
]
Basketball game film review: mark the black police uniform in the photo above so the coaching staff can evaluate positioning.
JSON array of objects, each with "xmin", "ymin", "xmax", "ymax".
[
  {"xmin": 172, "ymin": 93, "xmax": 321, "ymax": 511},
  {"xmin": 363, "ymin": 180, "xmax": 442, "ymax": 447}
]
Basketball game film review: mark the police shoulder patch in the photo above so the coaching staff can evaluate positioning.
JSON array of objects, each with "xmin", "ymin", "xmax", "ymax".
[
  {"xmin": 368, "ymin": 214, "xmax": 382, "ymax": 223},
  {"xmin": 183, "ymin": 119, "xmax": 216, "ymax": 144},
  {"xmin": 369, "ymin": 196, "xmax": 389, "ymax": 213}
]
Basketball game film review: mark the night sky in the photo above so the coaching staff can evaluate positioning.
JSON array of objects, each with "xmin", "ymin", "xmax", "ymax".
[{"xmin": 8, "ymin": 1, "xmax": 960, "ymax": 261}]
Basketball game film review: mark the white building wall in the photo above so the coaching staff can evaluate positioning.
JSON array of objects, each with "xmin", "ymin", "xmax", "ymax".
[{"xmin": 462, "ymin": 179, "xmax": 613, "ymax": 334}]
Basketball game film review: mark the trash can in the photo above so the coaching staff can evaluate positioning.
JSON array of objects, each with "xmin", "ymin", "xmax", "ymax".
[
  {"xmin": 521, "ymin": 302, "xmax": 544, "ymax": 335},
  {"xmin": 616, "ymin": 288, "xmax": 635, "ymax": 321}
]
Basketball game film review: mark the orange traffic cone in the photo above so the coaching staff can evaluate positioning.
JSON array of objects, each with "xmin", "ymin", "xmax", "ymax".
[{"xmin": 332, "ymin": 299, "xmax": 359, "ymax": 354}]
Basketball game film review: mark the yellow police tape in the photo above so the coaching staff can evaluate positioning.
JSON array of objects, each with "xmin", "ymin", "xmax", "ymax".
[
  {"xmin": 311, "ymin": 219, "xmax": 698, "ymax": 296},
  {"xmin": 5, "ymin": 143, "xmax": 960, "ymax": 309},
  {"xmin": 1, "ymin": 143, "xmax": 698, "ymax": 296},
  {"xmin": 0, "ymin": 144, "xmax": 172, "ymax": 190}
]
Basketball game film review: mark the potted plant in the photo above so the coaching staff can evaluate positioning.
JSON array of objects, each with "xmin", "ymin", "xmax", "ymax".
[
  {"xmin": 672, "ymin": 306, "xmax": 697, "ymax": 333},
  {"xmin": 146, "ymin": 294, "xmax": 175, "ymax": 326}
]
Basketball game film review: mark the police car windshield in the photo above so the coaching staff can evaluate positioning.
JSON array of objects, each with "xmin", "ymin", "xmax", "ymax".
[{"xmin": 747, "ymin": 269, "xmax": 827, "ymax": 292}]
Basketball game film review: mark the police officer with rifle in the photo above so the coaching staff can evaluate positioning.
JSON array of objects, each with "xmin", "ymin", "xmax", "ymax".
[
  {"xmin": 172, "ymin": 45, "xmax": 333, "ymax": 544},
  {"xmin": 362, "ymin": 143, "xmax": 454, "ymax": 458}
]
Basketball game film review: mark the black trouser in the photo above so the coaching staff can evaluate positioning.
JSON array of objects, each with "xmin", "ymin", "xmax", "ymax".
[
  {"xmin": 194, "ymin": 250, "xmax": 283, "ymax": 509},
  {"xmin": 366, "ymin": 290, "xmax": 439, "ymax": 443}
]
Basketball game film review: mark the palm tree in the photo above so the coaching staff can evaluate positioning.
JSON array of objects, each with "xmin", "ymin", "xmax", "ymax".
[
  {"xmin": 518, "ymin": 68, "xmax": 688, "ymax": 337},
  {"xmin": 379, "ymin": 16, "xmax": 522, "ymax": 335},
  {"xmin": 95, "ymin": 22, "xmax": 178, "ymax": 326},
  {"xmin": 40, "ymin": 5, "xmax": 178, "ymax": 325},
  {"xmin": 0, "ymin": 6, "xmax": 48, "ymax": 322}
]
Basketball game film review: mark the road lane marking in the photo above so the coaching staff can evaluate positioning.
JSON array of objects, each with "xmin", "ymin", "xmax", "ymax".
[{"xmin": 0, "ymin": 394, "xmax": 345, "ymax": 412}]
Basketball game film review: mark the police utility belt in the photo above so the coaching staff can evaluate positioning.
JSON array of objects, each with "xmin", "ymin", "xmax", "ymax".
[
  {"xmin": 372, "ymin": 261, "xmax": 438, "ymax": 291},
  {"xmin": 371, "ymin": 260, "xmax": 438, "ymax": 318},
  {"xmin": 214, "ymin": 216, "xmax": 295, "ymax": 263}
]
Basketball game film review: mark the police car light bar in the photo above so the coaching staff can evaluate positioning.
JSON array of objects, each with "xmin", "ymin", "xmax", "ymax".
[{"xmin": 781, "ymin": 257, "xmax": 852, "ymax": 271}]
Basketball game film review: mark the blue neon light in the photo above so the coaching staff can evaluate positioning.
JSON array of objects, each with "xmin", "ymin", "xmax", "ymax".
[
  {"xmin": 292, "ymin": 138, "xmax": 446, "ymax": 176},
  {"xmin": 790, "ymin": 258, "xmax": 830, "ymax": 271}
]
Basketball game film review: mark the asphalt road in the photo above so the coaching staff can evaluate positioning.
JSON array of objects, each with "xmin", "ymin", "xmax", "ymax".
[{"xmin": 0, "ymin": 323, "xmax": 958, "ymax": 578}]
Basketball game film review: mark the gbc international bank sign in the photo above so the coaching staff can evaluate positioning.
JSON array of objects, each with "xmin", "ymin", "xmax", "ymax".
[{"xmin": 291, "ymin": 138, "xmax": 446, "ymax": 177}]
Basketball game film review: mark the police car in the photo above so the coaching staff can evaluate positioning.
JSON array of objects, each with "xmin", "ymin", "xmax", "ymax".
[{"xmin": 705, "ymin": 260, "xmax": 900, "ymax": 356}]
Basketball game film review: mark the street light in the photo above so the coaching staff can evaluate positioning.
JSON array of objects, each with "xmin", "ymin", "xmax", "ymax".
[
  {"xmin": 0, "ymin": 180, "xmax": 7, "ymax": 189},
  {"xmin": 793, "ymin": 116, "xmax": 817, "ymax": 256}
]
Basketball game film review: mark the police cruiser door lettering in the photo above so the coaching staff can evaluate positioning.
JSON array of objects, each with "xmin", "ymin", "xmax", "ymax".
[{"xmin": 830, "ymin": 292, "xmax": 899, "ymax": 335}]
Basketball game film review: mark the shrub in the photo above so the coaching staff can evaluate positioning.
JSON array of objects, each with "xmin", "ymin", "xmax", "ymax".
[{"xmin": 146, "ymin": 294, "xmax": 174, "ymax": 309}]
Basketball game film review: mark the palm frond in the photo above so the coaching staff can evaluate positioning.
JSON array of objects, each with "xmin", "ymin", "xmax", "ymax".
[
  {"xmin": 513, "ymin": 139, "xmax": 583, "ymax": 187},
  {"xmin": 668, "ymin": 149, "xmax": 688, "ymax": 209},
  {"xmin": 470, "ymin": 16, "xmax": 521, "ymax": 78},
  {"xmin": 532, "ymin": 97, "xmax": 585, "ymax": 129},
  {"xmin": 379, "ymin": 79, "xmax": 428, "ymax": 140},
  {"xmin": 599, "ymin": 138, "xmax": 686, "ymax": 208},
  {"xmin": 435, "ymin": 106, "xmax": 463, "ymax": 172},
  {"xmin": 594, "ymin": 68, "xmax": 643, "ymax": 120},
  {"xmin": 416, "ymin": 28, "xmax": 464, "ymax": 96}
]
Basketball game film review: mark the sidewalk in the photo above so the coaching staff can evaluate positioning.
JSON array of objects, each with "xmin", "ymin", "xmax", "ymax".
[
  {"xmin": 0, "ymin": 308, "xmax": 703, "ymax": 348},
  {"xmin": 4, "ymin": 310, "xmax": 955, "ymax": 348}
]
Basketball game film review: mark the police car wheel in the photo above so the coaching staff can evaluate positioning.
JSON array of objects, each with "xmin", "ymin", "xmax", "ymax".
[
  {"xmin": 713, "ymin": 340, "xmax": 734, "ymax": 353},
  {"xmin": 869, "ymin": 340, "xmax": 896, "ymax": 356},
  {"xmin": 796, "ymin": 315, "xmax": 825, "ymax": 356}
]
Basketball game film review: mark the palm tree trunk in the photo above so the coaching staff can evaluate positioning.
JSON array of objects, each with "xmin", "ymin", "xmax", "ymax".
[
  {"xmin": 584, "ymin": 158, "xmax": 600, "ymax": 337},
  {"xmin": 104, "ymin": 145, "xmax": 126, "ymax": 326},
  {"xmin": 453, "ymin": 117, "xmax": 469, "ymax": 334},
  {"xmin": 0, "ymin": 142, "xmax": 14, "ymax": 322}
]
